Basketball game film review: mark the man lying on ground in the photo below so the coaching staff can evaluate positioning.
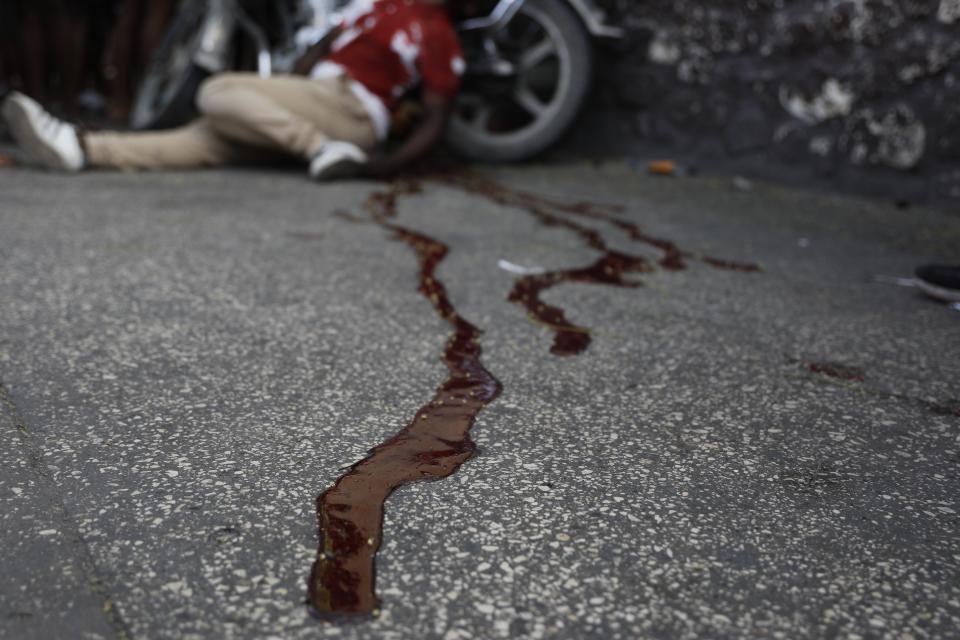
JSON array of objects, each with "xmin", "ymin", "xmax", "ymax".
[{"xmin": 1, "ymin": 0, "xmax": 464, "ymax": 180}]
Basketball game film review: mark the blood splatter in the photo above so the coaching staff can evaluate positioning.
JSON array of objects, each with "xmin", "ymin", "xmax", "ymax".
[{"xmin": 807, "ymin": 362, "xmax": 867, "ymax": 382}]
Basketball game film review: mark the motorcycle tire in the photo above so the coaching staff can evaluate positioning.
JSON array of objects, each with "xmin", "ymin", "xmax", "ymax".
[
  {"xmin": 445, "ymin": 0, "xmax": 593, "ymax": 163},
  {"xmin": 129, "ymin": 2, "xmax": 212, "ymax": 131}
]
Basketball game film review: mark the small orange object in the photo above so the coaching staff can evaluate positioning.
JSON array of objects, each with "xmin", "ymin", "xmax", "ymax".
[
  {"xmin": 0, "ymin": 152, "xmax": 15, "ymax": 168},
  {"xmin": 647, "ymin": 160, "xmax": 676, "ymax": 176}
]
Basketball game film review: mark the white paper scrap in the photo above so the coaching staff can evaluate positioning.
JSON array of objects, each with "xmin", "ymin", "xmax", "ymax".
[{"xmin": 498, "ymin": 260, "xmax": 546, "ymax": 276}]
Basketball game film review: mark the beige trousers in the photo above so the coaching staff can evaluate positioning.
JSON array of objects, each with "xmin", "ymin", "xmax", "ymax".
[{"xmin": 85, "ymin": 73, "xmax": 378, "ymax": 170}]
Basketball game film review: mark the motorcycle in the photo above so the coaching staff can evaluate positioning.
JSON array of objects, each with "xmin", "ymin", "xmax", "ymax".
[{"xmin": 130, "ymin": 0, "xmax": 622, "ymax": 162}]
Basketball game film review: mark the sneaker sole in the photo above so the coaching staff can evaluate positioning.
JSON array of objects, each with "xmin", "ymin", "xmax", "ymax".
[
  {"xmin": 917, "ymin": 279, "xmax": 960, "ymax": 304},
  {"xmin": 311, "ymin": 157, "xmax": 362, "ymax": 181},
  {"xmin": 2, "ymin": 95, "xmax": 78, "ymax": 172}
]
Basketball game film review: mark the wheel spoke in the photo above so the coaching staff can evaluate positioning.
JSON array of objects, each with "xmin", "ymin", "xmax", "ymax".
[
  {"xmin": 470, "ymin": 104, "xmax": 494, "ymax": 132},
  {"xmin": 458, "ymin": 93, "xmax": 495, "ymax": 133},
  {"xmin": 514, "ymin": 84, "xmax": 548, "ymax": 117},
  {"xmin": 519, "ymin": 37, "xmax": 556, "ymax": 72}
]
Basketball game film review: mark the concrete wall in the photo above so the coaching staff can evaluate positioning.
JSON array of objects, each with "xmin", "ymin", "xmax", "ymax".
[{"xmin": 578, "ymin": 0, "xmax": 960, "ymax": 202}]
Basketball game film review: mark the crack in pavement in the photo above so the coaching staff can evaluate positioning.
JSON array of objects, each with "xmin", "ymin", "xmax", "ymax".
[{"xmin": 0, "ymin": 382, "xmax": 132, "ymax": 639}]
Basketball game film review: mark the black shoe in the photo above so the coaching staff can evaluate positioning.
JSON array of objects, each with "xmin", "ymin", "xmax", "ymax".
[{"xmin": 915, "ymin": 264, "xmax": 960, "ymax": 303}]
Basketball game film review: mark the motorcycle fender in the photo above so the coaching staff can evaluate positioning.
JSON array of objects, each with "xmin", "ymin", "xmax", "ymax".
[
  {"xmin": 565, "ymin": 0, "xmax": 624, "ymax": 39},
  {"xmin": 193, "ymin": 0, "xmax": 237, "ymax": 73}
]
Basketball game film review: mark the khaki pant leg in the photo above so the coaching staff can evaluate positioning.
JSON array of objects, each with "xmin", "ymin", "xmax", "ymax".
[
  {"xmin": 196, "ymin": 73, "xmax": 378, "ymax": 160},
  {"xmin": 84, "ymin": 119, "xmax": 249, "ymax": 170}
]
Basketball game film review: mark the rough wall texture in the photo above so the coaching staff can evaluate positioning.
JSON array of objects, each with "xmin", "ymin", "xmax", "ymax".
[{"xmin": 579, "ymin": 0, "xmax": 960, "ymax": 202}]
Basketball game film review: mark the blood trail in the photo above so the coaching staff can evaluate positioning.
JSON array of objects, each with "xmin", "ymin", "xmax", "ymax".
[
  {"xmin": 308, "ymin": 173, "xmax": 759, "ymax": 617},
  {"xmin": 309, "ymin": 181, "xmax": 501, "ymax": 618},
  {"xmin": 437, "ymin": 171, "xmax": 760, "ymax": 355}
]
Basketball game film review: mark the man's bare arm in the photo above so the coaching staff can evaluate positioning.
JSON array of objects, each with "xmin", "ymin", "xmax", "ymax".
[
  {"xmin": 363, "ymin": 91, "xmax": 452, "ymax": 177},
  {"xmin": 292, "ymin": 26, "xmax": 344, "ymax": 76}
]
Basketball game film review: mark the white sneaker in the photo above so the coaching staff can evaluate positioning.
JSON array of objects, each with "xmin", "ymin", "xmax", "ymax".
[
  {"xmin": 1, "ymin": 92, "xmax": 85, "ymax": 172},
  {"xmin": 309, "ymin": 141, "xmax": 367, "ymax": 181}
]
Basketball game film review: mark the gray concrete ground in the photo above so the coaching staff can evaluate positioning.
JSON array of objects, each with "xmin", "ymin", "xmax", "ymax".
[{"xmin": 1, "ymin": 161, "xmax": 959, "ymax": 640}]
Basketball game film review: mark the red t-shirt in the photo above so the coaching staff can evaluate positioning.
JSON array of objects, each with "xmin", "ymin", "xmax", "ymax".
[{"xmin": 327, "ymin": 0, "xmax": 465, "ymax": 111}]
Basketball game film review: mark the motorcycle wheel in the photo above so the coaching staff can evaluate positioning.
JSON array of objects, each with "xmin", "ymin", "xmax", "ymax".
[
  {"xmin": 129, "ymin": 2, "xmax": 212, "ymax": 131},
  {"xmin": 446, "ymin": 0, "xmax": 593, "ymax": 162}
]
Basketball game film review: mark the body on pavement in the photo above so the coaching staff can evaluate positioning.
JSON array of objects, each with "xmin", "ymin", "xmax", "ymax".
[{"xmin": 2, "ymin": 0, "xmax": 465, "ymax": 181}]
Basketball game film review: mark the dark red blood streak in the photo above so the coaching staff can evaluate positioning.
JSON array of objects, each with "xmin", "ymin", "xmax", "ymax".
[
  {"xmin": 808, "ymin": 362, "xmax": 866, "ymax": 382},
  {"xmin": 436, "ymin": 171, "xmax": 760, "ymax": 355},
  {"xmin": 309, "ymin": 183, "xmax": 501, "ymax": 619}
]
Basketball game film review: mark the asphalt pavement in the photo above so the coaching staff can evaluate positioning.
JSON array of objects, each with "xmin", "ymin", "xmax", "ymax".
[{"xmin": 1, "ymin": 161, "xmax": 959, "ymax": 639}]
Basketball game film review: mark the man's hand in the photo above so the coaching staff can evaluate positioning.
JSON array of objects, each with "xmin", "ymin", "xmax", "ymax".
[{"xmin": 360, "ymin": 91, "xmax": 453, "ymax": 177}]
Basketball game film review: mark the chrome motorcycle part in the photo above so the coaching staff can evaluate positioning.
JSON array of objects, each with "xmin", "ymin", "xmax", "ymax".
[
  {"xmin": 459, "ymin": 0, "xmax": 526, "ymax": 32},
  {"xmin": 566, "ymin": 0, "xmax": 623, "ymax": 39}
]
